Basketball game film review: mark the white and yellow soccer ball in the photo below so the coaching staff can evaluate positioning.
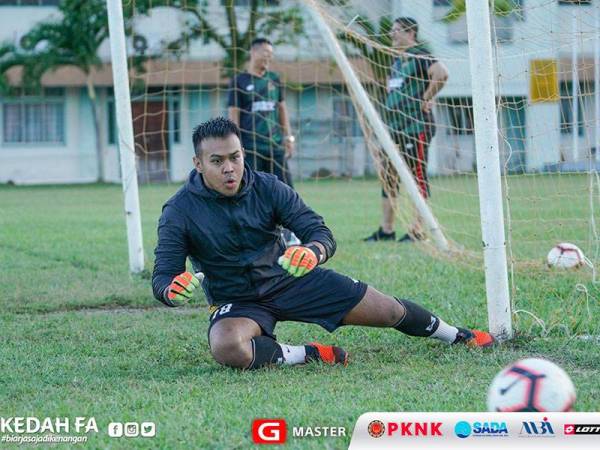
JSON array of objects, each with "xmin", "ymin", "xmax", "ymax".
[
  {"xmin": 547, "ymin": 242, "xmax": 584, "ymax": 269},
  {"xmin": 487, "ymin": 357, "xmax": 576, "ymax": 412}
]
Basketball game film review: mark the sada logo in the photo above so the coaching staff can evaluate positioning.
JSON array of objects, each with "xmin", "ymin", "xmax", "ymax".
[
  {"xmin": 454, "ymin": 421, "xmax": 508, "ymax": 438},
  {"xmin": 454, "ymin": 421, "xmax": 471, "ymax": 438}
]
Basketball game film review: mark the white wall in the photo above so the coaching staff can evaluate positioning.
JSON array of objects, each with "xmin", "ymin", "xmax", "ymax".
[
  {"xmin": 0, "ymin": 5, "xmax": 61, "ymax": 47},
  {"xmin": 0, "ymin": 88, "xmax": 99, "ymax": 184},
  {"xmin": 393, "ymin": 0, "xmax": 600, "ymax": 172},
  {"xmin": 2, "ymin": 0, "xmax": 599, "ymax": 183}
]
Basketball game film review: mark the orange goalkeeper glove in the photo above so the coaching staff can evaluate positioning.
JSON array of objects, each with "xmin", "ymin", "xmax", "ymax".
[
  {"xmin": 166, "ymin": 271, "xmax": 201, "ymax": 305},
  {"xmin": 278, "ymin": 245, "xmax": 322, "ymax": 277}
]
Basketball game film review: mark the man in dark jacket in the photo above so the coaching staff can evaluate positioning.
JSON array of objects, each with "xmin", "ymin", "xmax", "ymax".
[{"xmin": 152, "ymin": 117, "xmax": 493, "ymax": 370}]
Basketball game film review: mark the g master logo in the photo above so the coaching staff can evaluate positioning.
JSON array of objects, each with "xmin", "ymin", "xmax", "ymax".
[
  {"xmin": 367, "ymin": 420, "xmax": 385, "ymax": 438},
  {"xmin": 251, "ymin": 419, "xmax": 286, "ymax": 444}
]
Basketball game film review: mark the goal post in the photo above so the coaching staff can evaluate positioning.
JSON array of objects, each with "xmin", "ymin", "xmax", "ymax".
[
  {"xmin": 465, "ymin": 0, "xmax": 512, "ymax": 340},
  {"xmin": 106, "ymin": 0, "xmax": 145, "ymax": 273}
]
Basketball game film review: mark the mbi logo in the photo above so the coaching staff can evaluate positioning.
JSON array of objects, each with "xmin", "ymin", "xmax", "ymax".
[
  {"xmin": 454, "ymin": 421, "xmax": 508, "ymax": 438},
  {"xmin": 520, "ymin": 417, "xmax": 555, "ymax": 437}
]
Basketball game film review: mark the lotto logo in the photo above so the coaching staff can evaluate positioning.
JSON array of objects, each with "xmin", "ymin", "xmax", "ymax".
[
  {"xmin": 252, "ymin": 419, "xmax": 287, "ymax": 444},
  {"xmin": 564, "ymin": 424, "xmax": 600, "ymax": 435}
]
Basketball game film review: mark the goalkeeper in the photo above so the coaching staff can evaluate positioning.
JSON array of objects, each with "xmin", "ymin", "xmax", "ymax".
[
  {"xmin": 152, "ymin": 117, "xmax": 492, "ymax": 370},
  {"xmin": 364, "ymin": 17, "xmax": 448, "ymax": 243}
]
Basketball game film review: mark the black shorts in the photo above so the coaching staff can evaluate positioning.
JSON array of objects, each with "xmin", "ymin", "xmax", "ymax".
[
  {"xmin": 207, "ymin": 268, "xmax": 367, "ymax": 340},
  {"xmin": 245, "ymin": 148, "xmax": 294, "ymax": 188},
  {"xmin": 380, "ymin": 131, "xmax": 432, "ymax": 199}
]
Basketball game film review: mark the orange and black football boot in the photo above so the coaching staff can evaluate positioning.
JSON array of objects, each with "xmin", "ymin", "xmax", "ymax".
[
  {"xmin": 454, "ymin": 328, "xmax": 495, "ymax": 348},
  {"xmin": 306, "ymin": 342, "xmax": 349, "ymax": 366}
]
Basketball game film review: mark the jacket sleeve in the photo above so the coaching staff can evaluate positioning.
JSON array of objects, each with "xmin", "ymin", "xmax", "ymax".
[
  {"xmin": 272, "ymin": 179, "xmax": 336, "ymax": 259},
  {"xmin": 152, "ymin": 204, "xmax": 189, "ymax": 306}
]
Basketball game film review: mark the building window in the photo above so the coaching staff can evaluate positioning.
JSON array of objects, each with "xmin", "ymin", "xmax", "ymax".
[
  {"xmin": 441, "ymin": 97, "xmax": 474, "ymax": 135},
  {"xmin": 220, "ymin": 0, "xmax": 280, "ymax": 6},
  {"xmin": 511, "ymin": 0, "xmax": 525, "ymax": 21},
  {"xmin": 432, "ymin": 0, "xmax": 452, "ymax": 21},
  {"xmin": 0, "ymin": 1, "xmax": 61, "ymax": 5},
  {"xmin": 171, "ymin": 97, "xmax": 180, "ymax": 144},
  {"xmin": 2, "ymin": 88, "xmax": 65, "ymax": 144},
  {"xmin": 559, "ymin": 81, "xmax": 586, "ymax": 136},
  {"xmin": 435, "ymin": 1, "xmax": 524, "ymax": 21},
  {"xmin": 447, "ymin": 15, "xmax": 514, "ymax": 44},
  {"xmin": 107, "ymin": 99, "xmax": 116, "ymax": 145},
  {"xmin": 558, "ymin": 1, "xmax": 591, "ymax": 5},
  {"xmin": 332, "ymin": 97, "xmax": 361, "ymax": 138}
]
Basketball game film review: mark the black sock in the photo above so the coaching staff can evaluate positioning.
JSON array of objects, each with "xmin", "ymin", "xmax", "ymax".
[
  {"xmin": 393, "ymin": 298, "xmax": 440, "ymax": 337},
  {"xmin": 304, "ymin": 345, "xmax": 320, "ymax": 362},
  {"xmin": 247, "ymin": 336, "xmax": 284, "ymax": 370}
]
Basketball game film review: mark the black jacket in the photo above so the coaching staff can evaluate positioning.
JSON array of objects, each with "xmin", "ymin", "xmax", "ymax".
[{"xmin": 152, "ymin": 165, "xmax": 336, "ymax": 306}]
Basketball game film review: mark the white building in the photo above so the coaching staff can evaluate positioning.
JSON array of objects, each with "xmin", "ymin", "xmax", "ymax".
[{"xmin": 0, "ymin": 0, "xmax": 597, "ymax": 184}]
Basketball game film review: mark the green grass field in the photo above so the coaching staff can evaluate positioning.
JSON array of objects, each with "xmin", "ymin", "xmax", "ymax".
[{"xmin": 1, "ymin": 178, "xmax": 599, "ymax": 449}]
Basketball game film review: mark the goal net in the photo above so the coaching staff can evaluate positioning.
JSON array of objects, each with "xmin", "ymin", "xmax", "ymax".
[{"xmin": 118, "ymin": 0, "xmax": 600, "ymax": 335}]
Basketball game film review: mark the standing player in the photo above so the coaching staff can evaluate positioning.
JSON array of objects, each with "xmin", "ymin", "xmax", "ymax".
[
  {"xmin": 227, "ymin": 37, "xmax": 295, "ymax": 187},
  {"xmin": 152, "ymin": 117, "xmax": 493, "ymax": 371},
  {"xmin": 364, "ymin": 17, "xmax": 448, "ymax": 243}
]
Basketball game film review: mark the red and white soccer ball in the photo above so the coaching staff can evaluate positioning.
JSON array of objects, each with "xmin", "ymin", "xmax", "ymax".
[
  {"xmin": 546, "ymin": 242, "xmax": 584, "ymax": 269},
  {"xmin": 487, "ymin": 357, "xmax": 576, "ymax": 412}
]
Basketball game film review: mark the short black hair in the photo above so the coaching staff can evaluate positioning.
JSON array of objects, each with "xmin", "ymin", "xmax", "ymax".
[
  {"xmin": 192, "ymin": 117, "xmax": 241, "ymax": 157},
  {"xmin": 251, "ymin": 37, "xmax": 272, "ymax": 49},
  {"xmin": 394, "ymin": 17, "xmax": 419, "ymax": 37}
]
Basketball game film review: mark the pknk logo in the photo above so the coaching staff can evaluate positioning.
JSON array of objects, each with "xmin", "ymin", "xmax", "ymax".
[
  {"xmin": 252, "ymin": 419, "xmax": 287, "ymax": 444},
  {"xmin": 564, "ymin": 424, "xmax": 600, "ymax": 435},
  {"xmin": 520, "ymin": 417, "xmax": 554, "ymax": 437},
  {"xmin": 367, "ymin": 420, "xmax": 385, "ymax": 438},
  {"xmin": 386, "ymin": 422, "xmax": 443, "ymax": 437}
]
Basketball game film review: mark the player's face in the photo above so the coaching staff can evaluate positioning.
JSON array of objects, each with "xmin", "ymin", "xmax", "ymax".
[
  {"xmin": 250, "ymin": 43, "xmax": 273, "ymax": 72},
  {"xmin": 193, "ymin": 134, "xmax": 245, "ymax": 197},
  {"xmin": 391, "ymin": 23, "xmax": 414, "ymax": 48}
]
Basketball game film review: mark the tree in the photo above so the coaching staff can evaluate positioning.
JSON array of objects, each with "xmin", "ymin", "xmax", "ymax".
[
  {"xmin": 0, "ymin": 0, "xmax": 155, "ymax": 182},
  {"xmin": 168, "ymin": 0, "xmax": 305, "ymax": 76}
]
